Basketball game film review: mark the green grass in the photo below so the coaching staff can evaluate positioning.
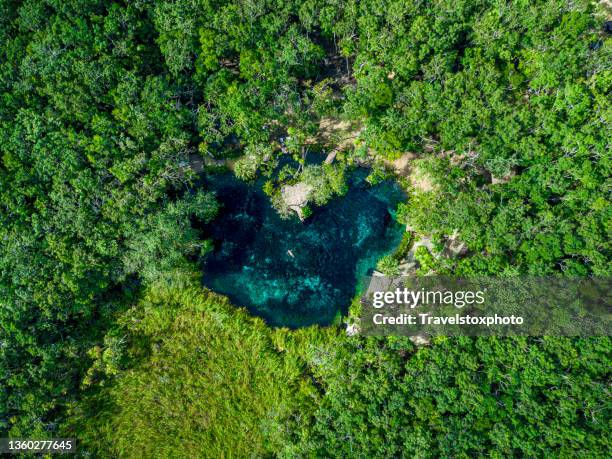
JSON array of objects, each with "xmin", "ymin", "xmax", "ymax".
[{"xmin": 66, "ymin": 279, "xmax": 321, "ymax": 458}]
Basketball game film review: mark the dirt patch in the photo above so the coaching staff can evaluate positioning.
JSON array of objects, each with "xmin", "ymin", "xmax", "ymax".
[
  {"xmin": 382, "ymin": 152, "xmax": 416, "ymax": 176},
  {"xmin": 313, "ymin": 117, "xmax": 362, "ymax": 154},
  {"xmin": 491, "ymin": 169, "xmax": 516, "ymax": 185},
  {"xmin": 409, "ymin": 163, "xmax": 436, "ymax": 192},
  {"xmin": 378, "ymin": 152, "xmax": 436, "ymax": 193}
]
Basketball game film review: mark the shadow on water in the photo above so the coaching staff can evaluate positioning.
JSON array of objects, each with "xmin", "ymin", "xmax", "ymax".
[{"xmin": 200, "ymin": 168, "xmax": 406, "ymax": 328}]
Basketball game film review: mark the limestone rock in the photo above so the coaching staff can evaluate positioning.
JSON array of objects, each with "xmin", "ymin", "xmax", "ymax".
[
  {"xmin": 409, "ymin": 334, "xmax": 431, "ymax": 346},
  {"xmin": 346, "ymin": 323, "xmax": 360, "ymax": 336},
  {"xmin": 324, "ymin": 149, "xmax": 337, "ymax": 164},
  {"xmin": 491, "ymin": 169, "xmax": 516, "ymax": 185},
  {"xmin": 281, "ymin": 182, "xmax": 313, "ymax": 219}
]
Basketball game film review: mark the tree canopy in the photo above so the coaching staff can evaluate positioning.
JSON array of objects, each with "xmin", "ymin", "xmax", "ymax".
[{"xmin": 0, "ymin": 0, "xmax": 609, "ymax": 456}]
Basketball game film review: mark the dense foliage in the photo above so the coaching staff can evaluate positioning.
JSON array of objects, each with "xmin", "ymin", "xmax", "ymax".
[
  {"xmin": 299, "ymin": 335, "xmax": 611, "ymax": 457},
  {"xmin": 385, "ymin": 0, "xmax": 612, "ymax": 276},
  {"xmin": 1, "ymin": 0, "xmax": 610, "ymax": 457},
  {"xmin": 69, "ymin": 279, "xmax": 611, "ymax": 458},
  {"xmin": 0, "ymin": 0, "xmax": 217, "ymax": 435},
  {"xmin": 66, "ymin": 278, "xmax": 321, "ymax": 457}
]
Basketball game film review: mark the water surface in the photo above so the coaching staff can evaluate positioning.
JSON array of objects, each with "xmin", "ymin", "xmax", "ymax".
[{"xmin": 201, "ymin": 169, "xmax": 405, "ymax": 327}]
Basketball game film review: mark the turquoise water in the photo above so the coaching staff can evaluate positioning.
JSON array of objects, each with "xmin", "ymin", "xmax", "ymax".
[{"xmin": 201, "ymin": 169, "xmax": 405, "ymax": 327}]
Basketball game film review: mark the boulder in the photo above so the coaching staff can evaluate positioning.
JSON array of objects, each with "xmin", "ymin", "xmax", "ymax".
[
  {"xmin": 281, "ymin": 182, "xmax": 313, "ymax": 220},
  {"xmin": 346, "ymin": 323, "xmax": 360, "ymax": 336}
]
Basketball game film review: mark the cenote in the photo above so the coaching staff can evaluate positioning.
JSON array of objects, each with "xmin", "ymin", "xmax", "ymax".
[{"xmin": 200, "ymin": 167, "xmax": 406, "ymax": 328}]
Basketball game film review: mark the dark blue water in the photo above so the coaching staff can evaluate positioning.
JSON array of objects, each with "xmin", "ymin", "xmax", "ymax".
[{"xmin": 201, "ymin": 169, "xmax": 405, "ymax": 327}]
